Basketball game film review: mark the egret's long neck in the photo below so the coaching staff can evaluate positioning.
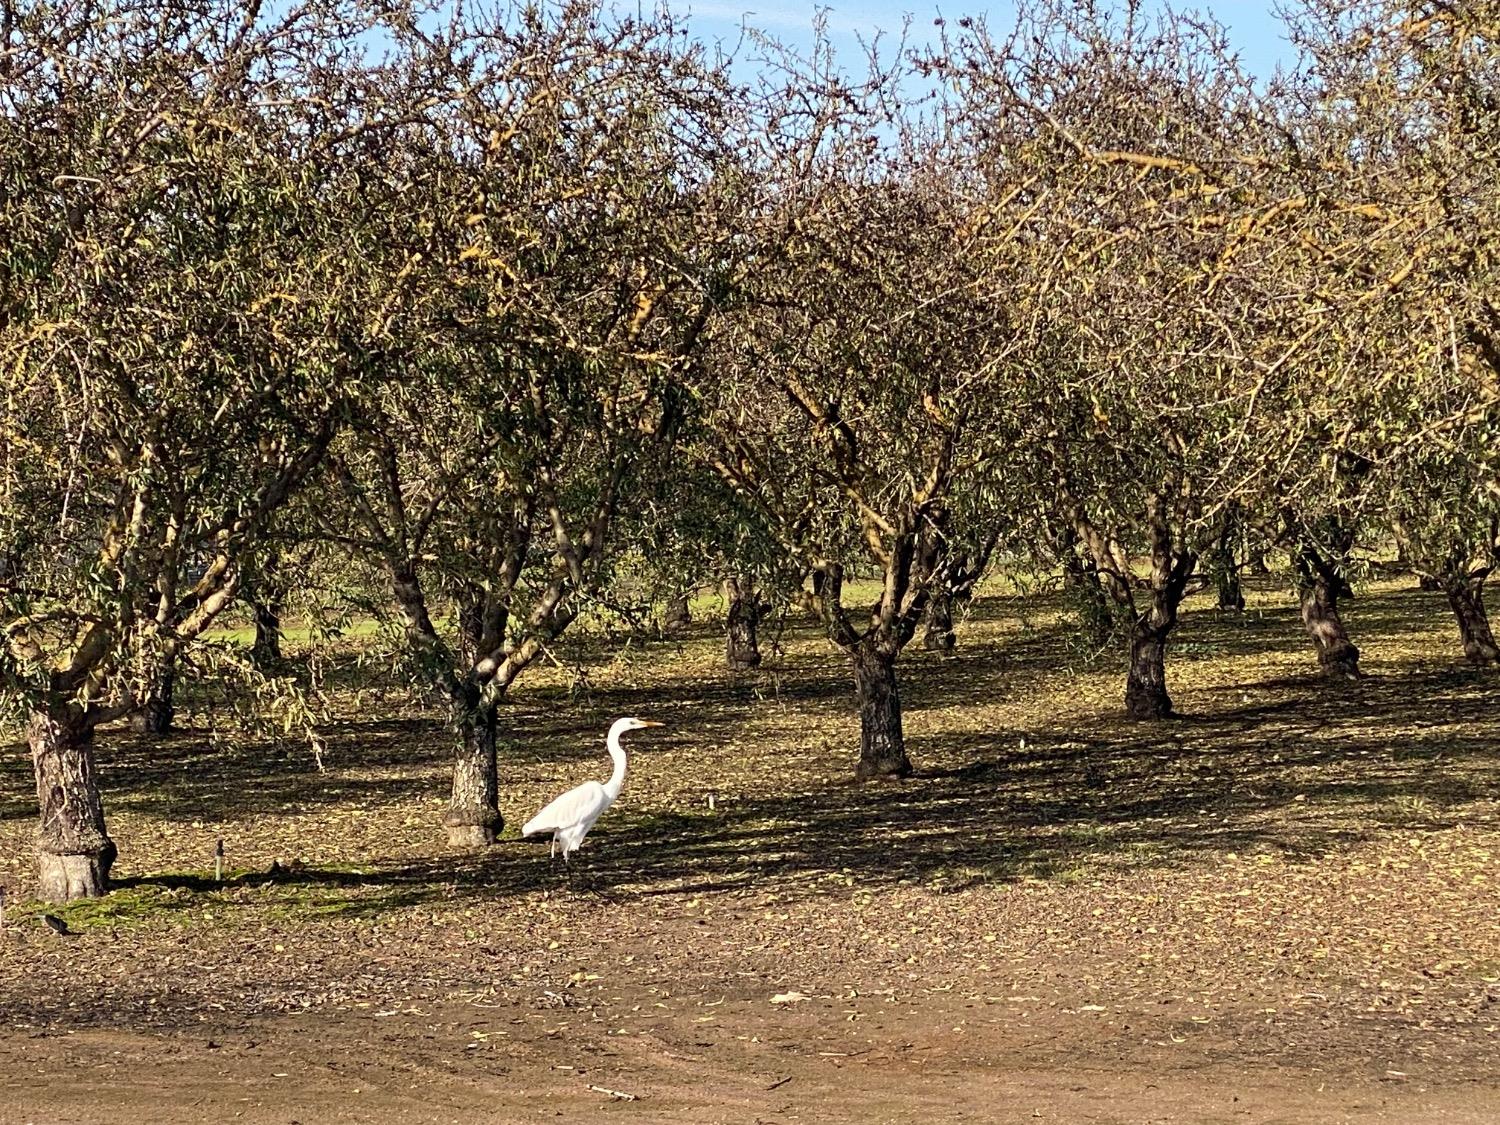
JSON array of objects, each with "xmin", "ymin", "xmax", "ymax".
[{"xmin": 603, "ymin": 730, "xmax": 628, "ymax": 802}]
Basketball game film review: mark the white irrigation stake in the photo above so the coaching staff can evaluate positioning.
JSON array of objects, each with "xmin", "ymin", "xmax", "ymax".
[
  {"xmin": 214, "ymin": 839, "xmax": 224, "ymax": 883},
  {"xmin": 588, "ymin": 1085, "xmax": 637, "ymax": 1101}
]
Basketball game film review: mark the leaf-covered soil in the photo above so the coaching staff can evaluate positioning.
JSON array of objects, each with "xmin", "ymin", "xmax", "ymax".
[{"xmin": 2, "ymin": 580, "xmax": 1498, "ymax": 1123}]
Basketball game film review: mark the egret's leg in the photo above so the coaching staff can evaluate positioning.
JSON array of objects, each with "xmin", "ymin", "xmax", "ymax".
[{"xmin": 577, "ymin": 862, "xmax": 617, "ymax": 902}]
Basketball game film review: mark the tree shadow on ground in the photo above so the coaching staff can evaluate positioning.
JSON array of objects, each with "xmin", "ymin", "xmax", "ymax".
[
  {"xmin": 124, "ymin": 656, "xmax": 1499, "ymax": 920},
  {"xmin": 4, "ymin": 583, "xmax": 1496, "ymax": 912}
]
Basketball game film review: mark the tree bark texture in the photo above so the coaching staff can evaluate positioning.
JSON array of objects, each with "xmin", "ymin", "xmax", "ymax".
[
  {"xmin": 444, "ymin": 691, "xmax": 501, "ymax": 848},
  {"xmin": 129, "ymin": 662, "xmax": 176, "ymax": 735},
  {"xmin": 852, "ymin": 645, "xmax": 911, "ymax": 781},
  {"xmin": 456, "ymin": 588, "xmax": 485, "ymax": 668},
  {"xmin": 30, "ymin": 710, "xmax": 115, "ymax": 902},
  {"xmin": 722, "ymin": 576, "xmax": 762, "ymax": 670},
  {"xmin": 1209, "ymin": 506, "xmax": 1244, "ymax": 612},
  {"xmin": 1091, "ymin": 497, "xmax": 1192, "ymax": 721},
  {"xmin": 1297, "ymin": 548, "xmax": 1362, "ymax": 679},
  {"xmin": 921, "ymin": 592, "xmax": 956, "ymax": 651},
  {"xmin": 1443, "ymin": 574, "xmax": 1499, "ymax": 665},
  {"xmin": 248, "ymin": 551, "xmax": 290, "ymax": 671},
  {"xmin": 1124, "ymin": 617, "xmax": 1173, "ymax": 719}
]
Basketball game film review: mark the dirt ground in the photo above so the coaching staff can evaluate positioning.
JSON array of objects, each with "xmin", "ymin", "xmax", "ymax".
[
  {"xmin": 2, "ymin": 992, "xmax": 1494, "ymax": 1125},
  {"xmin": 2, "ymin": 582, "xmax": 1498, "ymax": 1123}
]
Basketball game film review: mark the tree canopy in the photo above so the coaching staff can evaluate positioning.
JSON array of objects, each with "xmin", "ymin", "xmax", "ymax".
[{"xmin": 3, "ymin": 0, "xmax": 1497, "ymax": 900}]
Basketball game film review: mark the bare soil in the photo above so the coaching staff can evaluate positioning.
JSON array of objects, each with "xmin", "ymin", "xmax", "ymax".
[{"xmin": 2, "ymin": 581, "xmax": 1498, "ymax": 1123}]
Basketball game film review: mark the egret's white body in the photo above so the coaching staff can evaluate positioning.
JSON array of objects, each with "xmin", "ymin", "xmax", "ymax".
[{"xmin": 522, "ymin": 717, "xmax": 662, "ymax": 862}]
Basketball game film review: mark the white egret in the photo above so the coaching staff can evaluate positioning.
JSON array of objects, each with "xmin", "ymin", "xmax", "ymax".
[{"xmin": 522, "ymin": 717, "xmax": 663, "ymax": 862}]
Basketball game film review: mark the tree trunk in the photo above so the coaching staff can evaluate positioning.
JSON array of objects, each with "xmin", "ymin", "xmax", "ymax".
[
  {"xmin": 663, "ymin": 593, "xmax": 692, "ymax": 635},
  {"xmin": 1211, "ymin": 538, "xmax": 1244, "ymax": 612},
  {"xmin": 1124, "ymin": 619, "xmax": 1173, "ymax": 719},
  {"xmin": 1245, "ymin": 546, "xmax": 1270, "ymax": 575},
  {"xmin": 723, "ymin": 576, "xmax": 762, "ymax": 670},
  {"xmin": 800, "ymin": 568, "xmax": 827, "ymax": 620},
  {"xmin": 444, "ymin": 689, "xmax": 501, "ymax": 848},
  {"xmin": 1443, "ymin": 574, "xmax": 1499, "ymax": 665},
  {"xmin": 1063, "ymin": 549, "xmax": 1115, "ymax": 647},
  {"xmin": 457, "ymin": 590, "xmax": 485, "ymax": 668},
  {"xmin": 251, "ymin": 595, "xmax": 283, "ymax": 670},
  {"xmin": 130, "ymin": 661, "xmax": 176, "ymax": 735},
  {"xmin": 1209, "ymin": 506, "xmax": 1245, "ymax": 612},
  {"xmin": 30, "ymin": 709, "xmax": 115, "ymax": 902},
  {"xmin": 921, "ymin": 593, "xmax": 955, "ymax": 651},
  {"xmin": 1297, "ymin": 550, "xmax": 1362, "ymax": 679},
  {"xmin": 1122, "ymin": 541, "xmax": 1188, "ymax": 721},
  {"xmin": 1216, "ymin": 566, "xmax": 1244, "ymax": 612},
  {"xmin": 851, "ymin": 645, "xmax": 910, "ymax": 780}
]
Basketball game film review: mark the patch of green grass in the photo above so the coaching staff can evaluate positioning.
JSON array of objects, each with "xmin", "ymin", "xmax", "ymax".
[
  {"xmin": 13, "ymin": 882, "xmax": 198, "ymax": 930},
  {"xmin": 8, "ymin": 860, "xmax": 399, "ymax": 930},
  {"xmin": 203, "ymin": 618, "xmax": 382, "ymax": 647}
]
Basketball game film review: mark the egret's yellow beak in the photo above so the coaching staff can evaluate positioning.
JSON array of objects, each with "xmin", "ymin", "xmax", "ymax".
[{"xmin": 640, "ymin": 720, "xmax": 666, "ymax": 728}]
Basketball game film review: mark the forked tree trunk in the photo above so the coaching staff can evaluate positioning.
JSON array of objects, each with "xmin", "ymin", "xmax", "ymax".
[
  {"xmin": 30, "ymin": 709, "xmax": 116, "ymax": 902},
  {"xmin": 1443, "ymin": 573, "xmax": 1499, "ymax": 665},
  {"xmin": 1296, "ymin": 545, "xmax": 1361, "ymax": 679},
  {"xmin": 130, "ymin": 662, "xmax": 176, "ymax": 735},
  {"xmin": 852, "ymin": 644, "xmax": 910, "ymax": 780},
  {"xmin": 444, "ymin": 690, "xmax": 501, "ymax": 848},
  {"xmin": 918, "ymin": 534, "xmax": 996, "ymax": 653},
  {"xmin": 921, "ymin": 593, "xmax": 956, "ymax": 651},
  {"xmin": 251, "ymin": 595, "xmax": 283, "ymax": 670},
  {"xmin": 723, "ymin": 576, "xmax": 763, "ymax": 670},
  {"xmin": 1122, "ymin": 541, "xmax": 1190, "ymax": 721}
]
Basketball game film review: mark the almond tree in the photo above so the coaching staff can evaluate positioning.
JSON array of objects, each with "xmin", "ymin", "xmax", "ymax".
[
  {"xmin": 697, "ymin": 45, "xmax": 1019, "ymax": 778},
  {"xmin": 939, "ymin": 5, "xmax": 1296, "ymax": 717},
  {"xmin": 0, "ymin": 0, "xmax": 385, "ymax": 898},
  {"xmin": 1276, "ymin": 0, "xmax": 1500, "ymax": 669},
  {"xmin": 318, "ymin": 3, "xmax": 736, "ymax": 845}
]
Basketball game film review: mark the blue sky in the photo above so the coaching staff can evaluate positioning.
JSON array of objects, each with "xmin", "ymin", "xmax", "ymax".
[{"xmin": 681, "ymin": 2, "xmax": 1294, "ymax": 81}]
